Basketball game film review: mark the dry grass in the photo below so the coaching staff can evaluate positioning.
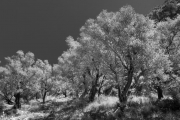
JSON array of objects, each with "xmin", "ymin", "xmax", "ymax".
[
  {"xmin": 84, "ymin": 95, "xmax": 119, "ymax": 112},
  {"xmin": 1, "ymin": 94, "xmax": 180, "ymax": 120},
  {"xmin": 127, "ymin": 95, "xmax": 151, "ymax": 105}
]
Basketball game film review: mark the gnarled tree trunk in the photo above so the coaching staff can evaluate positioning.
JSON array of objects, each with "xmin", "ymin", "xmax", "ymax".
[
  {"xmin": 14, "ymin": 90, "xmax": 21, "ymax": 109},
  {"xmin": 122, "ymin": 65, "xmax": 134, "ymax": 101},
  {"xmin": 89, "ymin": 70, "xmax": 102, "ymax": 102},
  {"xmin": 42, "ymin": 89, "xmax": 47, "ymax": 104},
  {"xmin": 98, "ymin": 76, "xmax": 105, "ymax": 96},
  {"xmin": 154, "ymin": 85, "xmax": 163, "ymax": 100},
  {"xmin": 80, "ymin": 74, "xmax": 88, "ymax": 98},
  {"xmin": 89, "ymin": 80, "xmax": 98, "ymax": 102}
]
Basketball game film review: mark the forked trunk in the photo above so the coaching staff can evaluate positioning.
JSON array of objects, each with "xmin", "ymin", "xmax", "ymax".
[
  {"xmin": 116, "ymin": 66, "xmax": 134, "ymax": 114},
  {"xmin": 89, "ymin": 72, "xmax": 100, "ymax": 102},
  {"xmin": 122, "ymin": 67, "xmax": 134, "ymax": 97},
  {"xmin": 98, "ymin": 78, "xmax": 105, "ymax": 96}
]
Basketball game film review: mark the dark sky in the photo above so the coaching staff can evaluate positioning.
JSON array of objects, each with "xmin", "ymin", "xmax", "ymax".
[{"xmin": 0, "ymin": 0, "xmax": 164, "ymax": 65}]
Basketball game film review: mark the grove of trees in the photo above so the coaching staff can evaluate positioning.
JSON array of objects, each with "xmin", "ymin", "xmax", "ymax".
[{"xmin": 1, "ymin": 0, "xmax": 180, "ymax": 119}]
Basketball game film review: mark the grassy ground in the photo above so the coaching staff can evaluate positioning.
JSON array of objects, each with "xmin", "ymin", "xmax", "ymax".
[
  {"xmin": 0, "ymin": 96, "xmax": 86, "ymax": 120},
  {"xmin": 1, "ymin": 94, "xmax": 180, "ymax": 120}
]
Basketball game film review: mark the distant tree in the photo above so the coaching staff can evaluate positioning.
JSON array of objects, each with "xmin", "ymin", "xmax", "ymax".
[
  {"xmin": 34, "ymin": 59, "xmax": 54, "ymax": 104},
  {"xmin": 155, "ymin": 15, "xmax": 180, "ymax": 94},
  {"xmin": 75, "ymin": 37, "xmax": 106, "ymax": 101},
  {"xmin": 57, "ymin": 36, "xmax": 86, "ymax": 98},
  {"xmin": 0, "ymin": 67, "xmax": 13, "ymax": 104},
  {"xmin": 0, "ymin": 50, "xmax": 36, "ymax": 108}
]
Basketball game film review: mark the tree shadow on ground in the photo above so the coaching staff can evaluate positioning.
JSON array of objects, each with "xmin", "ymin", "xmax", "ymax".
[
  {"xmin": 38, "ymin": 98, "xmax": 87, "ymax": 120},
  {"xmin": 53, "ymin": 98, "xmax": 88, "ymax": 120},
  {"xmin": 29, "ymin": 98, "xmax": 87, "ymax": 120}
]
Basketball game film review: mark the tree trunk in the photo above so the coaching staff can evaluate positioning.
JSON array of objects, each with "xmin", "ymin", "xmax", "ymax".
[
  {"xmin": 88, "ymin": 67, "xmax": 103, "ymax": 102},
  {"xmin": 154, "ymin": 85, "xmax": 163, "ymax": 100},
  {"xmin": 14, "ymin": 91, "xmax": 21, "ymax": 109},
  {"xmin": 63, "ymin": 90, "xmax": 67, "ymax": 97},
  {"xmin": 89, "ymin": 82, "xmax": 97, "ymax": 102},
  {"xmin": 98, "ymin": 78, "xmax": 105, "ymax": 96},
  {"xmin": 98, "ymin": 86, "xmax": 102, "ymax": 96},
  {"xmin": 36, "ymin": 93, "xmax": 38, "ymax": 100},
  {"xmin": 122, "ymin": 65, "xmax": 134, "ymax": 102},
  {"xmin": 89, "ymin": 73, "xmax": 100, "ymax": 102},
  {"xmin": 42, "ymin": 91, "xmax": 47, "ymax": 104},
  {"xmin": 116, "ymin": 64, "xmax": 134, "ymax": 114},
  {"xmin": 117, "ymin": 84, "xmax": 122, "ymax": 102},
  {"xmin": 80, "ymin": 74, "xmax": 88, "ymax": 98}
]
